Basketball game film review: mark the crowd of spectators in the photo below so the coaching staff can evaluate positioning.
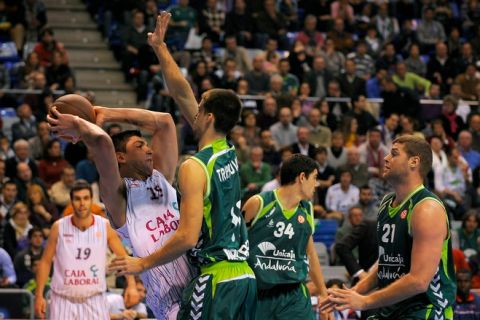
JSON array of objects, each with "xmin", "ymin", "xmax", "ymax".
[{"xmin": 3, "ymin": 0, "xmax": 480, "ymax": 317}]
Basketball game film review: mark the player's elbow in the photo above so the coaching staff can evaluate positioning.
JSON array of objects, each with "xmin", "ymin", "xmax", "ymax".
[
  {"xmin": 411, "ymin": 276, "xmax": 430, "ymax": 293},
  {"xmin": 177, "ymin": 231, "xmax": 198, "ymax": 250}
]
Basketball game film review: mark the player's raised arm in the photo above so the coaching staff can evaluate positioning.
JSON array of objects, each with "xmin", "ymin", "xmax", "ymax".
[
  {"xmin": 149, "ymin": 12, "xmax": 198, "ymax": 126},
  {"xmin": 35, "ymin": 221, "xmax": 59, "ymax": 319},
  {"xmin": 94, "ymin": 107, "xmax": 178, "ymax": 184},
  {"xmin": 47, "ymin": 108, "xmax": 126, "ymax": 227}
]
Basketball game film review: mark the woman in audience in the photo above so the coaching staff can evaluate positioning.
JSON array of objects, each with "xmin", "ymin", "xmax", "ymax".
[
  {"xmin": 26, "ymin": 183, "xmax": 58, "ymax": 236},
  {"xmin": 459, "ymin": 211, "xmax": 480, "ymax": 258},
  {"xmin": 38, "ymin": 139, "xmax": 68, "ymax": 188},
  {"xmin": 342, "ymin": 116, "xmax": 360, "ymax": 148},
  {"xmin": 241, "ymin": 110, "xmax": 261, "ymax": 147},
  {"xmin": 2, "ymin": 202, "xmax": 33, "ymax": 259}
]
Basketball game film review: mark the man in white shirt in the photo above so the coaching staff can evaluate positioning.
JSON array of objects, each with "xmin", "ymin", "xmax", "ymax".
[{"xmin": 325, "ymin": 169, "xmax": 360, "ymax": 221}]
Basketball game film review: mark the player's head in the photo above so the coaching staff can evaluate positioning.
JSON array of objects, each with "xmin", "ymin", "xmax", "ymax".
[
  {"xmin": 193, "ymin": 89, "xmax": 242, "ymax": 140},
  {"xmin": 70, "ymin": 180, "xmax": 93, "ymax": 219},
  {"xmin": 280, "ymin": 154, "xmax": 318, "ymax": 199},
  {"xmin": 384, "ymin": 135, "xmax": 432, "ymax": 184},
  {"xmin": 112, "ymin": 130, "xmax": 153, "ymax": 178}
]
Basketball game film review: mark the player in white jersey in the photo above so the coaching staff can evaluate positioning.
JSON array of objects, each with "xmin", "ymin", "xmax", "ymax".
[
  {"xmin": 48, "ymin": 106, "xmax": 195, "ymax": 319},
  {"xmin": 34, "ymin": 180, "xmax": 138, "ymax": 319}
]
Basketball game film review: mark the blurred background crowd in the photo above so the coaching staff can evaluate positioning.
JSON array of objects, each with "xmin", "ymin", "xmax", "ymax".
[{"xmin": 1, "ymin": 0, "xmax": 480, "ymax": 318}]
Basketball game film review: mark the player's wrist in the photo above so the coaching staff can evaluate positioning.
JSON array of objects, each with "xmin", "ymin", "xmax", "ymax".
[{"xmin": 140, "ymin": 257, "xmax": 150, "ymax": 271}]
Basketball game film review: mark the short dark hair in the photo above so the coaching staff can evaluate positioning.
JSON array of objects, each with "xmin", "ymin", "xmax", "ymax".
[
  {"xmin": 280, "ymin": 154, "xmax": 318, "ymax": 185},
  {"xmin": 70, "ymin": 180, "xmax": 93, "ymax": 200},
  {"xmin": 360, "ymin": 184, "xmax": 371, "ymax": 191},
  {"xmin": 457, "ymin": 268, "xmax": 472, "ymax": 279},
  {"xmin": 111, "ymin": 130, "xmax": 143, "ymax": 153},
  {"xmin": 392, "ymin": 135, "xmax": 432, "ymax": 178},
  {"xmin": 106, "ymin": 123, "xmax": 122, "ymax": 136},
  {"xmin": 326, "ymin": 278, "xmax": 344, "ymax": 289},
  {"xmin": 2, "ymin": 179, "xmax": 16, "ymax": 190},
  {"xmin": 202, "ymin": 89, "xmax": 242, "ymax": 134},
  {"xmin": 28, "ymin": 227, "xmax": 44, "ymax": 239},
  {"xmin": 315, "ymin": 146, "xmax": 327, "ymax": 156}
]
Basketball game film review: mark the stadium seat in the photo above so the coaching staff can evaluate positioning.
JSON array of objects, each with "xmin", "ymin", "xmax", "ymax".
[
  {"xmin": 314, "ymin": 219, "xmax": 338, "ymax": 249},
  {"xmin": 314, "ymin": 241, "xmax": 329, "ymax": 266},
  {"xmin": 321, "ymin": 266, "xmax": 349, "ymax": 283}
]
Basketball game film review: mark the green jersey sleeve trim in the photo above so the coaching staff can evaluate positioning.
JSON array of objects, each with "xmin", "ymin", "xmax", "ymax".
[
  {"xmin": 307, "ymin": 202, "xmax": 315, "ymax": 234},
  {"xmin": 190, "ymin": 156, "xmax": 211, "ymax": 200},
  {"xmin": 250, "ymin": 195, "xmax": 264, "ymax": 227}
]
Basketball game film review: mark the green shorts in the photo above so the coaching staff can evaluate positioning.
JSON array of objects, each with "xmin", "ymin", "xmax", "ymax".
[
  {"xmin": 367, "ymin": 304, "xmax": 454, "ymax": 320},
  {"xmin": 256, "ymin": 283, "xmax": 314, "ymax": 320},
  {"xmin": 177, "ymin": 260, "xmax": 257, "ymax": 320}
]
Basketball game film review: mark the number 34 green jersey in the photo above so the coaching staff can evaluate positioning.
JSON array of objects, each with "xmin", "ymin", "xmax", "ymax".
[{"xmin": 248, "ymin": 190, "xmax": 315, "ymax": 290}]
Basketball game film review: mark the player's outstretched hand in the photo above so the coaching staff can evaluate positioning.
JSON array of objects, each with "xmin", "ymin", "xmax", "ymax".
[
  {"xmin": 322, "ymin": 284, "xmax": 368, "ymax": 311},
  {"xmin": 47, "ymin": 106, "xmax": 81, "ymax": 143},
  {"xmin": 148, "ymin": 11, "xmax": 171, "ymax": 48},
  {"xmin": 34, "ymin": 295, "xmax": 47, "ymax": 319},
  {"xmin": 109, "ymin": 255, "xmax": 145, "ymax": 276},
  {"xmin": 318, "ymin": 294, "xmax": 337, "ymax": 314}
]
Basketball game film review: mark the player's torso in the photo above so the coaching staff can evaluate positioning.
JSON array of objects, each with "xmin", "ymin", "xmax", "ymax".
[
  {"xmin": 248, "ymin": 191, "xmax": 313, "ymax": 290},
  {"xmin": 51, "ymin": 215, "xmax": 107, "ymax": 297},
  {"xmin": 376, "ymin": 186, "xmax": 456, "ymax": 316},
  {"xmin": 120, "ymin": 170, "xmax": 195, "ymax": 315},
  {"xmin": 189, "ymin": 138, "xmax": 249, "ymax": 265},
  {"xmin": 121, "ymin": 170, "xmax": 180, "ymax": 256}
]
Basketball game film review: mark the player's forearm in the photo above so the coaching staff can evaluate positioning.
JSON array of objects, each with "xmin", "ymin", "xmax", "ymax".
[
  {"xmin": 353, "ymin": 263, "xmax": 378, "ymax": 294},
  {"xmin": 309, "ymin": 257, "xmax": 328, "ymax": 297},
  {"xmin": 97, "ymin": 108, "xmax": 173, "ymax": 133},
  {"xmin": 35, "ymin": 261, "xmax": 50, "ymax": 298},
  {"xmin": 125, "ymin": 274, "xmax": 136, "ymax": 288},
  {"xmin": 363, "ymin": 273, "xmax": 428, "ymax": 309},
  {"xmin": 74, "ymin": 116, "xmax": 111, "ymax": 147},
  {"xmin": 152, "ymin": 43, "xmax": 197, "ymax": 126},
  {"xmin": 141, "ymin": 231, "xmax": 196, "ymax": 270}
]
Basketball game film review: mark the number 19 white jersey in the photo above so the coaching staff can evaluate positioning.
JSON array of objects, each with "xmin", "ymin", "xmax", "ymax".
[
  {"xmin": 116, "ymin": 169, "xmax": 195, "ymax": 319},
  {"xmin": 51, "ymin": 215, "xmax": 108, "ymax": 298}
]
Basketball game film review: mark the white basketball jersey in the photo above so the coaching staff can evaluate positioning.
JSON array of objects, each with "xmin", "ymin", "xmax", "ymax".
[
  {"xmin": 116, "ymin": 169, "xmax": 195, "ymax": 318},
  {"xmin": 51, "ymin": 215, "xmax": 107, "ymax": 298}
]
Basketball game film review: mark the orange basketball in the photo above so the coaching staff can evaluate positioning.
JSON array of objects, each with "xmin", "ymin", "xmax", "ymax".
[{"xmin": 51, "ymin": 94, "xmax": 96, "ymax": 123}]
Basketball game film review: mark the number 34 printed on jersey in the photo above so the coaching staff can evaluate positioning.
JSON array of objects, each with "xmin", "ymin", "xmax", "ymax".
[{"xmin": 274, "ymin": 222, "xmax": 295, "ymax": 239}]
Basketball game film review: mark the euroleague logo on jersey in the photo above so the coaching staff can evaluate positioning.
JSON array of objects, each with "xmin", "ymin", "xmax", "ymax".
[
  {"xmin": 297, "ymin": 215, "xmax": 305, "ymax": 224},
  {"xmin": 400, "ymin": 209, "xmax": 408, "ymax": 219}
]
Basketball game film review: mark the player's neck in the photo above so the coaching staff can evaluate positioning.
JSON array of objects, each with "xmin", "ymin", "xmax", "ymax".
[
  {"xmin": 198, "ymin": 131, "xmax": 226, "ymax": 150},
  {"xmin": 120, "ymin": 167, "xmax": 149, "ymax": 181},
  {"xmin": 392, "ymin": 177, "xmax": 424, "ymax": 206},
  {"xmin": 277, "ymin": 186, "xmax": 303, "ymax": 210},
  {"xmin": 71, "ymin": 214, "xmax": 94, "ymax": 231}
]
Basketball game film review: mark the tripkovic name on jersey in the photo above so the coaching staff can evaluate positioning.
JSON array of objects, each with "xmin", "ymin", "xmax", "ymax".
[
  {"xmin": 145, "ymin": 209, "xmax": 179, "ymax": 243},
  {"xmin": 216, "ymin": 158, "xmax": 238, "ymax": 182}
]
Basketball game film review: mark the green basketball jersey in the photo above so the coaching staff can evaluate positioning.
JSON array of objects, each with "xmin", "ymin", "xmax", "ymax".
[
  {"xmin": 189, "ymin": 138, "xmax": 249, "ymax": 266},
  {"xmin": 247, "ymin": 190, "xmax": 315, "ymax": 290},
  {"xmin": 376, "ymin": 185, "xmax": 456, "ymax": 317}
]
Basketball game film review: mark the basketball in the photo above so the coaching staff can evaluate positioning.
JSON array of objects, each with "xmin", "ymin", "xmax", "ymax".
[{"xmin": 51, "ymin": 94, "xmax": 96, "ymax": 123}]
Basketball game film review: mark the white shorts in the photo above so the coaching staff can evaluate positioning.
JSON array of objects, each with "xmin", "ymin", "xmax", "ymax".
[{"xmin": 48, "ymin": 291, "xmax": 109, "ymax": 320}]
